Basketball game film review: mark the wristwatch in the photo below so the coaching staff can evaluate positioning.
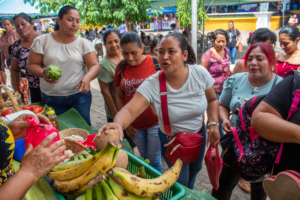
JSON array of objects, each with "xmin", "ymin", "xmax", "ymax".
[{"xmin": 207, "ymin": 122, "xmax": 219, "ymax": 127}]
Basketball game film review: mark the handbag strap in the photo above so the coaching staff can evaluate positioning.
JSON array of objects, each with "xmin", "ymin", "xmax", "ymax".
[
  {"xmin": 159, "ymin": 71, "xmax": 171, "ymax": 136},
  {"xmin": 234, "ymin": 29, "xmax": 239, "ymax": 42}
]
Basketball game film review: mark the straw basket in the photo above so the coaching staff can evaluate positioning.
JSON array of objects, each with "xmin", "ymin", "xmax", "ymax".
[
  {"xmin": 59, "ymin": 128, "xmax": 89, "ymax": 153},
  {"xmin": 0, "ymin": 85, "xmax": 23, "ymax": 114}
]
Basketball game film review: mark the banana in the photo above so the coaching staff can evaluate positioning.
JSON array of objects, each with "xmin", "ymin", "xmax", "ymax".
[
  {"xmin": 135, "ymin": 166, "xmax": 147, "ymax": 178},
  {"xmin": 78, "ymin": 154, "xmax": 85, "ymax": 160},
  {"xmin": 49, "ymin": 141, "xmax": 122, "ymax": 195},
  {"xmin": 85, "ymin": 187, "xmax": 93, "ymax": 200},
  {"xmin": 107, "ymin": 177, "xmax": 152, "ymax": 200},
  {"xmin": 89, "ymin": 146, "xmax": 97, "ymax": 155},
  {"xmin": 94, "ymin": 184, "xmax": 105, "ymax": 200},
  {"xmin": 82, "ymin": 151, "xmax": 93, "ymax": 159},
  {"xmin": 106, "ymin": 159, "xmax": 183, "ymax": 198},
  {"xmin": 51, "ymin": 159, "xmax": 87, "ymax": 172},
  {"xmin": 48, "ymin": 142, "xmax": 111, "ymax": 181},
  {"xmin": 100, "ymin": 178, "xmax": 118, "ymax": 200}
]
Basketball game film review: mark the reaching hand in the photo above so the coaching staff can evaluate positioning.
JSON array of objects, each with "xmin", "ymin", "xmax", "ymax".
[
  {"xmin": 96, "ymin": 123, "xmax": 123, "ymax": 141},
  {"xmin": 19, "ymin": 132, "xmax": 69, "ymax": 181},
  {"xmin": 76, "ymin": 76, "xmax": 91, "ymax": 93},
  {"xmin": 7, "ymin": 114, "xmax": 51, "ymax": 141},
  {"xmin": 124, "ymin": 125, "xmax": 137, "ymax": 140}
]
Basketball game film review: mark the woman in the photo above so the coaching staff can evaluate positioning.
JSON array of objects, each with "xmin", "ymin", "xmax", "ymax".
[
  {"xmin": 97, "ymin": 29, "xmax": 136, "ymax": 153},
  {"xmin": 0, "ymin": 18, "xmax": 20, "ymax": 84},
  {"xmin": 212, "ymin": 42, "xmax": 282, "ymax": 200},
  {"xmin": 149, "ymin": 39, "xmax": 159, "ymax": 56},
  {"xmin": 0, "ymin": 113, "xmax": 68, "ymax": 199},
  {"xmin": 276, "ymin": 25, "xmax": 300, "ymax": 77},
  {"xmin": 27, "ymin": 5, "xmax": 100, "ymax": 125},
  {"xmin": 11, "ymin": 13, "xmax": 41, "ymax": 103},
  {"xmin": 113, "ymin": 32, "xmax": 160, "ymax": 171},
  {"xmin": 97, "ymin": 33, "xmax": 220, "ymax": 189},
  {"xmin": 233, "ymin": 28, "xmax": 277, "ymax": 74},
  {"xmin": 201, "ymin": 29, "xmax": 230, "ymax": 137},
  {"xmin": 252, "ymin": 68, "xmax": 300, "ymax": 199},
  {"xmin": 226, "ymin": 21, "xmax": 242, "ymax": 65},
  {"xmin": 141, "ymin": 32, "xmax": 149, "ymax": 46}
]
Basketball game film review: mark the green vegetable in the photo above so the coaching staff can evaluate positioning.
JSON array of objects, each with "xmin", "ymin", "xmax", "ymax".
[{"xmin": 45, "ymin": 64, "xmax": 62, "ymax": 81}]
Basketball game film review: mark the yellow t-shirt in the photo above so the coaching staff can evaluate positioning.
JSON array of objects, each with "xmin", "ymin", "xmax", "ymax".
[{"xmin": 0, "ymin": 118, "xmax": 15, "ymax": 185}]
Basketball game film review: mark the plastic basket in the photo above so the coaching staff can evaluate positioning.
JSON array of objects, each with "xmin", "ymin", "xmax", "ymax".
[{"xmin": 45, "ymin": 149, "xmax": 186, "ymax": 200}]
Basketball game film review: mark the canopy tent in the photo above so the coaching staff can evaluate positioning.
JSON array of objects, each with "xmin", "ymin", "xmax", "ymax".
[
  {"xmin": 150, "ymin": 0, "xmax": 280, "ymax": 8},
  {"xmin": 147, "ymin": 7, "xmax": 177, "ymax": 15},
  {"xmin": 0, "ymin": 0, "xmax": 56, "ymax": 19}
]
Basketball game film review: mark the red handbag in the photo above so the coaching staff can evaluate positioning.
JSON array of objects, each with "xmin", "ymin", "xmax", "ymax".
[{"xmin": 159, "ymin": 71, "xmax": 204, "ymax": 165}]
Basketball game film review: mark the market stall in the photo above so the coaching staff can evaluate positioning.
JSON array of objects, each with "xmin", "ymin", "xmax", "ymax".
[{"xmin": 9, "ymin": 105, "xmax": 216, "ymax": 200}]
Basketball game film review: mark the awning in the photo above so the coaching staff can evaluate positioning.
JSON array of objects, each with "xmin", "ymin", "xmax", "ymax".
[{"xmin": 147, "ymin": 7, "xmax": 177, "ymax": 15}]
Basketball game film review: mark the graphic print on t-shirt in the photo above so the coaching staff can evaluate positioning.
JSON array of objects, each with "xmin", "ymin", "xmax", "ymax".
[
  {"xmin": 122, "ymin": 78, "xmax": 145, "ymax": 96},
  {"xmin": 228, "ymin": 32, "xmax": 233, "ymax": 43}
]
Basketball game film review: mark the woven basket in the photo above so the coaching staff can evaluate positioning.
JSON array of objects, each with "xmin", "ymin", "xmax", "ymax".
[
  {"xmin": 2, "ymin": 92, "xmax": 22, "ymax": 108},
  {"xmin": 59, "ymin": 128, "xmax": 89, "ymax": 140},
  {"xmin": 59, "ymin": 128, "xmax": 89, "ymax": 153},
  {"xmin": 0, "ymin": 85, "xmax": 23, "ymax": 114},
  {"xmin": 64, "ymin": 138, "xmax": 89, "ymax": 153}
]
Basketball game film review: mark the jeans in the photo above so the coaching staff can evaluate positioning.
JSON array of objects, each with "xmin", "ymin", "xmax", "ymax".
[
  {"xmin": 228, "ymin": 47, "xmax": 237, "ymax": 64},
  {"xmin": 133, "ymin": 125, "xmax": 162, "ymax": 172},
  {"xmin": 158, "ymin": 127, "xmax": 207, "ymax": 189},
  {"xmin": 41, "ymin": 91, "xmax": 92, "ymax": 126},
  {"xmin": 216, "ymin": 92, "xmax": 224, "ymax": 137},
  {"xmin": 211, "ymin": 165, "xmax": 266, "ymax": 200}
]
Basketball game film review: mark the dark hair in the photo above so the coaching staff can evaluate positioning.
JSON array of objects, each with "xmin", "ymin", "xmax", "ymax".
[
  {"xmin": 247, "ymin": 28, "xmax": 277, "ymax": 46},
  {"xmin": 103, "ymin": 29, "xmax": 121, "ymax": 45},
  {"xmin": 170, "ymin": 23, "xmax": 176, "ymax": 28},
  {"xmin": 54, "ymin": 5, "xmax": 78, "ymax": 31},
  {"xmin": 13, "ymin": 13, "xmax": 36, "ymax": 31},
  {"xmin": 150, "ymin": 39, "xmax": 160, "ymax": 52},
  {"xmin": 229, "ymin": 21, "xmax": 234, "ymax": 28},
  {"xmin": 162, "ymin": 33, "xmax": 196, "ymax": 65},
  {"xmin": 118, "ymin": 32, "xmax": 143, "ymax": 76},
  {"xmin": 279, "ymin": 25, "xmax": 300, "ymax": 42},
  {"xmin": 140, "ymin": 31, "xmax": 145, "ymax": 37},
  {"xmin": 244, "ymin": 42, "xmax": 277, "ymax": 73},
  {"xmin": 212, "ymin": 29, "xmax": 229, "ymax": 44}
]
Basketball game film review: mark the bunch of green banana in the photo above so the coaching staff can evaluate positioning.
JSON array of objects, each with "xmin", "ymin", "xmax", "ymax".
[
  {"xmin": 51, "ymin": 152, "xmax": 93, "ymax": 172},
  {"xmin": 49, "ymin": 140, "xmax": 122, "ymax": 195},
  {"xmin": 106, "ymin": 159, "xmax": 183, "ymax": 198},
  {"xmin": 70, "ymin": 151, "xmax": 92, "ymax": 161}
]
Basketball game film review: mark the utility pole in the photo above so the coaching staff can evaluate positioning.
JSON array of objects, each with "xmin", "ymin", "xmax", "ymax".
[{"xmin": 191, "ymin": 0, "xmax": 197, "ymax": 58}]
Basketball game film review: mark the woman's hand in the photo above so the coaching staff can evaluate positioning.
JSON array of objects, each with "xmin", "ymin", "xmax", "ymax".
[
  {"xmin": 96, "ymin": 123, "xmax": 123, "ymax": 141},
  {"xmin": 223, "ymin": 119, "xmax": 233, "ymax": 134},
  {"xmin": 7, "ymin": 114, "xmax": 51, "ymax": 141},
  {"xmin": 76, "ymin": 75, "xmax": 91, "ymax": 93},
  {"xmin": 206, "ymin": 125, "xmax": 220, "ymax": 147},
  {"xmin": 42, "ymin": 68, "xmax": 58, "ymax": 83},
  {"xmin": 124, "ymin": 125, "xmax": 137, "ymax": 140},
  {"xmin": 19, "ymin": 132, "xmax": 68, "ymax": 182}
]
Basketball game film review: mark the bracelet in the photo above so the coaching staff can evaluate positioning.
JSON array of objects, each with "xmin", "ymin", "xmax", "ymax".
[{"xmin": 207, "ymin": 122, "xmax": 219, "ymax": 127}]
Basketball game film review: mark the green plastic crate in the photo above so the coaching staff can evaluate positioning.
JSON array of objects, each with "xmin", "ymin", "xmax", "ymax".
[{"xmin": 45, "ymin": 149, "xmax": 186, "ymax": 200}]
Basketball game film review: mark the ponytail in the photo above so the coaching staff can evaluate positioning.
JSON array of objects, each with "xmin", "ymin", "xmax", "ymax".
[
  {"xmin": 54, "ymin": 21, "xmax": 60, "ymax": 31},
  {"xmin": 117, "ymin": 59, "xmax": 127, "ymax": 76},
  {"xmin": 186, "ymin": 43, "xmax": 196, "ymax": 65}
]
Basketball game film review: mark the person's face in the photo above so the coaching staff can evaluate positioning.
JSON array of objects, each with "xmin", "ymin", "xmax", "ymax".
[
  {"xmin": 14, "ymin": 17, "xmax": 35, "ymax": 39},
  {"xmin": 279, "ymin": 33, "xmax": 299, "ymax": 54},
  {"xmin": 214, "ymin": 34, "xmax": 227, "ymax": 51},
  {"xmin": 151, "ymin": 44, "xmax": 159, "ymax": 56},
  {"xmin": 105, "ymin": 32, "xmax": 121, "ymax": 55},
  {"xmin": 171, "ymin": 26, "xmax": 175, "ymax": 30},
  {"xmin": 228, "ymin": 22, "xmax": 234, "ymax": 29},
  {"xmin": 2, "ymin": 19, "xmax": 14, "ymax": 32},
  {"xmin": 57, "ymin": 9, "xmax": 80, "ymax": 35},
  {"xmin": 158, "ymin": 36, "xmax": 188, "ymax": 74},
  {"xmin": 294, "ymin": 15, "xmax": 297, "ymax": 18},
  {"xmin": 247, "ymin": 47, "xmax": 271, "ymax": 80},
  {"xmin": 121, "ymin": 43, "xmax": 144, "ymax": 66}
]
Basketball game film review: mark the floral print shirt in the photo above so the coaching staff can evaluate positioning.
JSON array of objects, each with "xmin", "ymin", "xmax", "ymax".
[
  {"xmin": 201, "ymin": 47, "xmax": 230, "ymax": 93},
  {"xmin": 11, "ymin": 39, "xmax": 40, "ymax": 88}
]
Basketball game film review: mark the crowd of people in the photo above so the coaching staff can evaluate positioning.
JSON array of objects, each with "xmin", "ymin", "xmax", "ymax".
[{"xmin": 1, "ymin": 4, "xmax": 300, "ymax": 200}]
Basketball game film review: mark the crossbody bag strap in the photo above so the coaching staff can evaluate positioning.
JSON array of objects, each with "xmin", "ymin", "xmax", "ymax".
[
  {"xmin": 159, "ymin": 71, "xmax": 171, "ymax": 136},
  {"xmin": 152, "ymin": 56, "xmax": 160, "ymax": 71}
]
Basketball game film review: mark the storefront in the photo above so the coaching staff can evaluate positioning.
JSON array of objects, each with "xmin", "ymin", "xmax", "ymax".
[{"xmin": 147, "ymin": 7, "xmax": 177, "ymax": 31}]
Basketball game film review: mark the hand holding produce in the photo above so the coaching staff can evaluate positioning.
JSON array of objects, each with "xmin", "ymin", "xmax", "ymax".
[
  {"xmin": 19, "ymin": 132, "xmax": 68, "ymax": 182},
  {"xmin": 7, "ymin": 114, "xmax": 50, "ymax": 140},
  {"xmin": 42, "ymin": 68, "xmax": 58, "ymax": 83},
  {"xmin": 96, "ymin": 125, "xmax": 123, "ymax": 142},
  {"xmin": 45, "ymin": 64, "xmax": 62, "ymax": 81}
]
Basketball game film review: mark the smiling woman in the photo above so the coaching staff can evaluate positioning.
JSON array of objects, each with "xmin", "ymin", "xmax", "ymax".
[{"xmin": 26, "ymin": 5, "xmax": 100, "ymax": 125}]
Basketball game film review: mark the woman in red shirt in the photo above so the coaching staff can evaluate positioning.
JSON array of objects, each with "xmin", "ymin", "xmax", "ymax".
[
  {"xmin": 276, "ymin": 25, "xmax": 300, "ymax": 77},
  {"xmin": 114, "ymin": 32, "xmax": 161, "ymax": 171}
]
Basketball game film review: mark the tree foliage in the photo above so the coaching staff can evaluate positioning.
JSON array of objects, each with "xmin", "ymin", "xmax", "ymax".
[
  {"xmin": 24, "ymin": 0, "xmax": 153, "ymax": 28},
  {"xmin": 176, "ymin": 0, "xmax": 208, "ymax": 30}
]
